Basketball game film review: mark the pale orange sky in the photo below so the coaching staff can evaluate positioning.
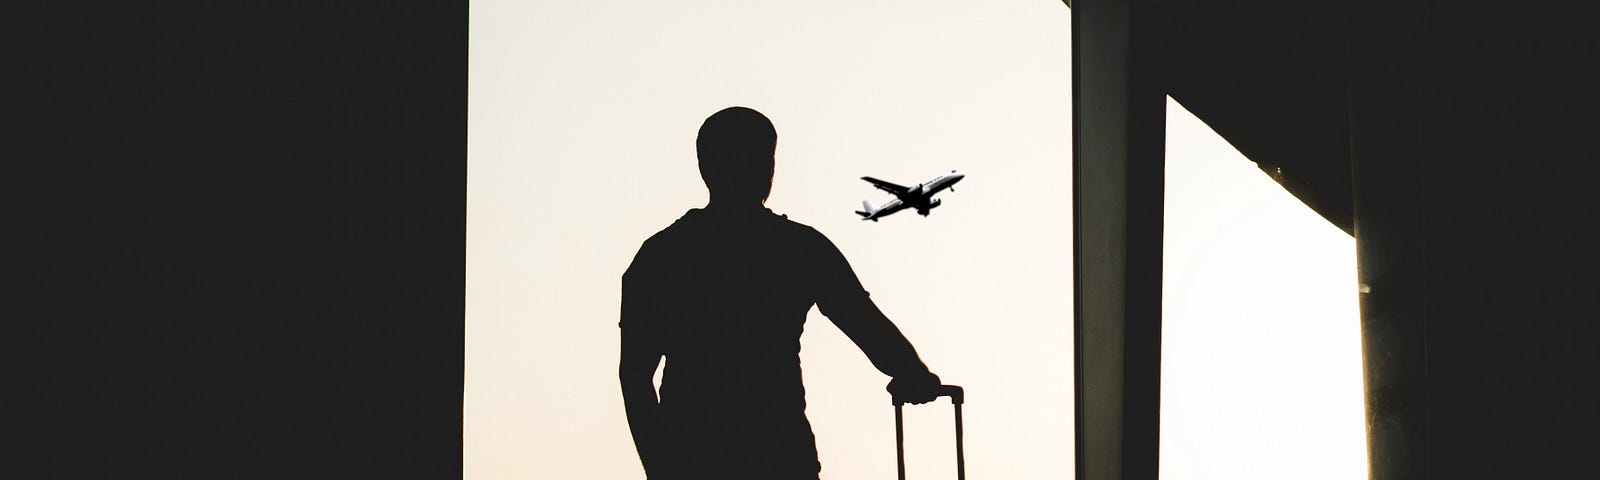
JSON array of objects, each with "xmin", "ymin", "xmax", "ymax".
[{"xmin": 468, "ymin": 2, "xmax": 1363, "ymax": 478}]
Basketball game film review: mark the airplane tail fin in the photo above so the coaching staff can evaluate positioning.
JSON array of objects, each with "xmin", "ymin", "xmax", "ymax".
[{"xmin": 855, "ymin": 200, "xmax": 872, "ymax": 219}]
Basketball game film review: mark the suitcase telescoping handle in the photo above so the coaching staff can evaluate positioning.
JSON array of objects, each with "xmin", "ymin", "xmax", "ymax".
[{"xmin": 893, "ymin": 385, "xmax": 964, "ymax": 480}]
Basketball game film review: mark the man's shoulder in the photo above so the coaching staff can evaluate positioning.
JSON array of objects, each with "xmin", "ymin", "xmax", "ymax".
[
  {"xmin": 632, "ymin": 208, "xmax": 834, "ymax": 256},
  {"xmin": 763, "ymin": 211, "xmax": 840, "ymax": 248},
  {"xmin": 633, "ymin": 212, "xmax": 696, "ymax": 254},
  {"xmin": 768, "ymin": 211, "xmax": 822, "ymax": 234}
]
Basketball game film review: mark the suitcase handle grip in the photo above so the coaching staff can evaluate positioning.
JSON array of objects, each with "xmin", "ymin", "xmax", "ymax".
[
  {"xmin": 892, "ymin": 384, "xmax": 964, "ymax": 406},
  {"xmin": 893, "ymin": 384, "xmax": 965, "ymax": 480}
]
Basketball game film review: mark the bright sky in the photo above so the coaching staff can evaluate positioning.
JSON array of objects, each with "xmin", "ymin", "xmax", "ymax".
[{"xmin": 468, "ymin": 1, "xmax": 1364, "ymax": 479}]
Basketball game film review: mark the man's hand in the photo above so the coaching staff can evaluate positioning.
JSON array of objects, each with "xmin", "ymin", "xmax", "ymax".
[{"xmin": 887, "ymin": 372, "xmax": 942, "ymax": 405}]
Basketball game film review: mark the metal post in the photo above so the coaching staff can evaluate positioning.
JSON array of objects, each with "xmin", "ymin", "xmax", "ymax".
[
  {"xmin": 896, "ymin": 403, "xmax": 906, "ymax": 480},
  {"xmin": 954, "ymin": 402, "xmax": 965, "ymax": 480}
]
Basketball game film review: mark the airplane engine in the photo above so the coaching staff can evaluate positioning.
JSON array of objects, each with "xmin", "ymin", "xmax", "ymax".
[{"xmin": 916, "ymin": 199, "xmax": 942, "ymax": 216}]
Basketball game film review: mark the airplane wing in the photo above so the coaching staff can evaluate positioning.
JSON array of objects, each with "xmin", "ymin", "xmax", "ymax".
[{"xmin": 861, "ymin": 176, "xmax": 911, "ymax": 195}]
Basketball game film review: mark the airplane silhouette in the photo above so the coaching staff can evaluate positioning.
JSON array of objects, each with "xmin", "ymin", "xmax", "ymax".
[{"xmin": 855, "ymin": 171, "xmax": 965, "ymax": 221}]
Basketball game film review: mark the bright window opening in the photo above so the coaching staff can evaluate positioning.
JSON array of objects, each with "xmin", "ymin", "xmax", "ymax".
[{"xmin": 1160, "ymin": 97, "xmax": 1368, "ymax": 479}]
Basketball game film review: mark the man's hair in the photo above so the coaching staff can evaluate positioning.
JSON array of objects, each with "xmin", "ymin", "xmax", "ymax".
[{"xmin": 697, "ymin": 106, "xmax": 777, "ymax": 202}]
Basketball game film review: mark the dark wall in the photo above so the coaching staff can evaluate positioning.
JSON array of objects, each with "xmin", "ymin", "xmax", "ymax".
[
  {"xmin": 9, "ymin": 3, "xmax": 463, "ymax": 477},
  {"xmin": 1349, "ymin": 1, "xmax": 1600, "ymax": 477},
  {"xmin": 1416, "ymin": 4, "xmax": 1600, "ymax": 478}
]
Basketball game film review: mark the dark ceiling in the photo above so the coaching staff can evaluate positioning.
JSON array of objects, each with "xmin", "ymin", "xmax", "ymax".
[{"xmin": 1147, "ymin": 0, "xmax": 1355, "ymax": 234}]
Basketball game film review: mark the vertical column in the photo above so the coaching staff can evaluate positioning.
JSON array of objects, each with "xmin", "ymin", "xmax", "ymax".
[
  {"xmin": 1072, "ymin": 0, "xmax": 1166, "ymax": 478},
  {"xmin": 1346, "ymin": 1, "xmax": 1431, "ymax": 479}
]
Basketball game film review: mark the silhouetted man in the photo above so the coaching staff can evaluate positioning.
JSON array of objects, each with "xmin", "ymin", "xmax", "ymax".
[{"xmin": 620, "ymin": 107, "xmax": 944, "ymax": 480}]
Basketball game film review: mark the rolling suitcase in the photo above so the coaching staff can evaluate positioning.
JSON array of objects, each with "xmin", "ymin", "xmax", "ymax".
[{"xmin": 893, "ymin": 384, "xmax": 965, "ymax": 480}]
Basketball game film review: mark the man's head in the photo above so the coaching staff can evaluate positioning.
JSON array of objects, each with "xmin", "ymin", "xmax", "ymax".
[{"xmin": 697, "ymin": 106, "xmax": 777, "ymax": 205}]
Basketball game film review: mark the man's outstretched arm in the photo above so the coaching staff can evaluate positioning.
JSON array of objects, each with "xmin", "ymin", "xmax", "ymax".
[
  {"xmin": 818, "ymin": 293, "xmax": 932, "ymax": 378},
  {"xmin": 812, "ymin": 235, "xmax": 943, "ymax": 403}
]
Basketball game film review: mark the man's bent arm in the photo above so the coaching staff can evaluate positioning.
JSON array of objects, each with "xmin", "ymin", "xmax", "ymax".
[
  {"xmin": 620, "ymin": 255, "xmax": 670, "ymax": 478},
  {"xmin": 619, "ymin": 326, "xmax": 666, "ymax": 476}
]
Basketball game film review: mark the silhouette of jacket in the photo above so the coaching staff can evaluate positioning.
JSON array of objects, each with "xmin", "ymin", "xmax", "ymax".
[{"xmin": 620, "ymin": 204, "xmax": 935, "ymax": 480}]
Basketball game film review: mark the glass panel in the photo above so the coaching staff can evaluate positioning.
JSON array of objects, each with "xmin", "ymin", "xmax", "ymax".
[{"xmin": 468, "ymin": 3, "xmax": 1073, "ymax": 479}]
